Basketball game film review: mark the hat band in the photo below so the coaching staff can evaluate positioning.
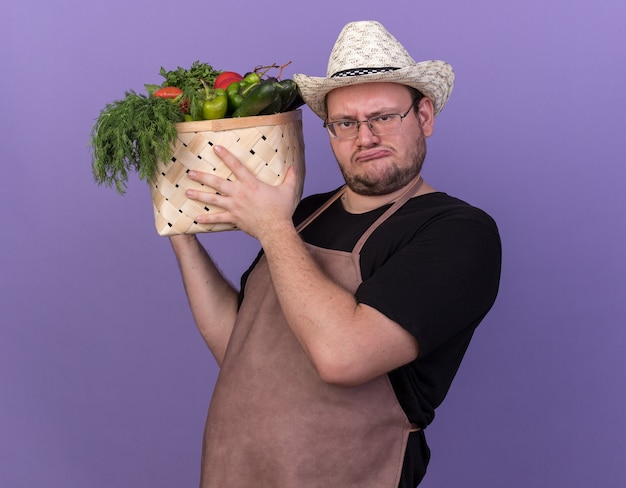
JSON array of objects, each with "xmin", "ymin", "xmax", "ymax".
[{"xmin": 330, "ymin": 67, "xmax": 400, "ymax": 78}]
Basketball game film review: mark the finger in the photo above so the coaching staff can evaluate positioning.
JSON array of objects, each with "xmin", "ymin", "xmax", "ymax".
[
  {"xmin": 185, "ymin": 187, "xmax": 227, "ymax": 208},
  {"xmin": 213, "ymin": 145, "xmax": 253, "ymax": 181},
  {"xmin": 187, "ymin": 170, "xmax": 233, "ymax": 195},
  {"xmin": 194, "ymin": 205, "xmax": 232, "ymax": 224}
]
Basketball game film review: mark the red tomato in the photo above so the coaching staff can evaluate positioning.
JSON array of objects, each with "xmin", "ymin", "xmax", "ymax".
[
  {"xmin": 214, "ymin": 71, "xmax": 243, "ymax": 90},
  {"xmin": 153, "ymin": 86, "xmax": 188, "ymax": 113},
  {"xmin": 153, "ymin": 86, "xmax": 183, "ymax": 99}
]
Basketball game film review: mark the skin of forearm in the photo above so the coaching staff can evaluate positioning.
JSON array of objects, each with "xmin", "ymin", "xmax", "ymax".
[{"xmin": 169, "ymin": 235, "xmax": 239, "ymax": 365}]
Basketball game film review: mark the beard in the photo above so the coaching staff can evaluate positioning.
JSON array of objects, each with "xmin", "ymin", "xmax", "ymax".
[{"xmin": 337, "ymin": 133, "xmax": 427, "ymax": 196}]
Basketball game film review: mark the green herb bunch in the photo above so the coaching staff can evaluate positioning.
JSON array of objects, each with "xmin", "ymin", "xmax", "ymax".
[
  {"xmin": 146, "ymin": 61, "xmax": 222, "ymax": 121},
  {"xmin": 90, "ymin": 91, "xmax": 184, "ymax": 194},
  {"xmin": 91, "ymin": 61, "xmax": 221, "ymax": 194},
  {"xmin": 157, "ymin": 61, "xmax": 221, "ymax": 92}
]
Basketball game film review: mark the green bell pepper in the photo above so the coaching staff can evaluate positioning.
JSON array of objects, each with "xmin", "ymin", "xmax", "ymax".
[{"xmin": 202, "ymin": 88, "xmax": 228, "ymax": 120}]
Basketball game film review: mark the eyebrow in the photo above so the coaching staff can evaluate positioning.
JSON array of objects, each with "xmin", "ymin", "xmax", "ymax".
[{"xmin": 328, "ymin": 106, "xmax": 400, "ymax": 120}]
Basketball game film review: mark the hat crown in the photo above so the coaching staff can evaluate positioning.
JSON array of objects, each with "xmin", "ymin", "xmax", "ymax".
[
  {"xmin": 326, "ymin": 21, "xmax": 416, "ymax": 77},
  {"xmin": 293, "ymin": 20, "xmax": 454, "ymax": 120}
]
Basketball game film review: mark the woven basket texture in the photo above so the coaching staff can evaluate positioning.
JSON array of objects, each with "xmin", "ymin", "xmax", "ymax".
[{"xmin": 150, "ymin": 110, "xmax": 305, "ymax": 236}]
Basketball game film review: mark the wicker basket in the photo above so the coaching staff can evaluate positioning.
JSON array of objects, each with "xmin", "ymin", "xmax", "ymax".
[{"xmin": 150, "ymin": 110, "xmax": 305, "ymax": 236}]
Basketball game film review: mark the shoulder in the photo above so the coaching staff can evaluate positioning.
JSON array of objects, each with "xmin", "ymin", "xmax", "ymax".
[
  {"xmin": 382, "ymin": 192, "xmax": 500, "ymax": 240},
  {"xmin": 359, "ymin": 192, "xmax": 501, "ymax": 278},
  {"xmin": 292, "ymin": 187, "xmax": 343, "ymax": 225},
  {"xmin": 408, "ymin": 192, "xmax": 496, "ymax": 220}
]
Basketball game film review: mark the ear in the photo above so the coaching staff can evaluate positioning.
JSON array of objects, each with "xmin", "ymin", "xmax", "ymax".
[{"xmin": 417, "ymin": 97, "xmax": 435, "ymax": 137}]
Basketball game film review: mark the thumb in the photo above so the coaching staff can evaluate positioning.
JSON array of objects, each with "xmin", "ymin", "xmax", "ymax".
[
  {"xmin": 282, "ymin": 164, "xmax": 303, "ymax": 209},
  {"xmin": 282, "ymin": 164, "xmax": 301, "ymax": 191}
]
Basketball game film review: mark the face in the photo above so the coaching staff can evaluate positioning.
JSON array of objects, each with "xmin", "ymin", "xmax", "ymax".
[{"xmin": 325, "ymin": 82, "xmax": 434, "ymax": 196}]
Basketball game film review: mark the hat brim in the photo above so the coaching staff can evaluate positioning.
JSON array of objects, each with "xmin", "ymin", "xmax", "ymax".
[{"xmin": 294, "ymin": 60, "xmax": 454, "ymax": 120}]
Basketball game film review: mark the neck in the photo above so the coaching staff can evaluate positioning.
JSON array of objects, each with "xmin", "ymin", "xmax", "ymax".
[{"xmin": 341, "ymin": 176, "xmax": 435, "ymax": 214}]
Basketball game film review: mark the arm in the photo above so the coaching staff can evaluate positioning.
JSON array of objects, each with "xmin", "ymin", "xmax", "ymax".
[
  {"xmin": 169, "ymin": 234, "xmax": 239, "ymax": 365},
  {"xmin": 260, "ymin": 222, "xmax": 420, "ymax": 385},
  {"xmin": 184, "ymin": 146, "xmax": 419, "ymax": 385}
]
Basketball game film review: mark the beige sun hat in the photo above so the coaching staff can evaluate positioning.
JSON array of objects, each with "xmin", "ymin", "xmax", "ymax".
[{"xmin": 293, "ymin": 20, "xmax": 455, "ymax": 120}]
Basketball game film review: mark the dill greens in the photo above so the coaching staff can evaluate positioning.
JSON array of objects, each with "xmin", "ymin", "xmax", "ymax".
[
  {"xmin": 90, "ymin": 91, "xmax": 184, "ymax": 194},
  {"xmin": 91, "ymin": 61, "xmax": 221, "ymax": 194}
]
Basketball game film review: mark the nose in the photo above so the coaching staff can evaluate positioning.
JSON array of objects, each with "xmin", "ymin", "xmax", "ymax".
[{"xmin": 355, "ymin": 121, "xmax": 379, "ymax": 145}]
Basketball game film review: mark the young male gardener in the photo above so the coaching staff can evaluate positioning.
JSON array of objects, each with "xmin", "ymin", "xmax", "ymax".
[{"xmin": 169, "ymin": 20, "xmax": 502, "ymax": 488}]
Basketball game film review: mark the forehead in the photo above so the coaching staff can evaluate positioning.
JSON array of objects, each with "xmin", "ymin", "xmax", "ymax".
[{"xmin": 326, "ymin": 82, "xmax": 412, "ymax": 115}]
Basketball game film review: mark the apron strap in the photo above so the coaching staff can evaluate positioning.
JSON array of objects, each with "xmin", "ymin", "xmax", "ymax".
[
  {"xmin": 296, "ymin": 187, "xmax": 347, "ymax": 233},
  {"xmin": 296, "ymin": 175, "xmax": 424, "ymax": 241},
  {"xmin": 352, "ymin": 176, "xmax": 423, "ymax": 254}
]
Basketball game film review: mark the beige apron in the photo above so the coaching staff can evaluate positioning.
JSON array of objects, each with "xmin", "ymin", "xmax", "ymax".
[{"xmin": 200, "ymin": 177, "xmax": 424, "ymax": 488}]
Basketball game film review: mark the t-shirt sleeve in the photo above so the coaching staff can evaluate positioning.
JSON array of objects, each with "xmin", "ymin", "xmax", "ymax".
[{"xmin": 355, "ymin": 208, "xmax": 502, "ymax": 357}]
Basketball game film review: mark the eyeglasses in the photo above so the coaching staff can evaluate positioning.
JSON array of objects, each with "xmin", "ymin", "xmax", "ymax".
[{"xmin": 323, "ymin": 104, "xmax": 415, "ymax": 140}]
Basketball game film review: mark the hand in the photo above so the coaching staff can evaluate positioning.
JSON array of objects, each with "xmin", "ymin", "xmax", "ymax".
[{"xmin": 184, "ymin": 145, "xmax": 300, "ymax": 241}]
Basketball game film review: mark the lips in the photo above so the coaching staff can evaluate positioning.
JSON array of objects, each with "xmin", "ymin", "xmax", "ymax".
[{"xmin": 354, "ymin": 148, "xmax": 392, "ymax": 163}]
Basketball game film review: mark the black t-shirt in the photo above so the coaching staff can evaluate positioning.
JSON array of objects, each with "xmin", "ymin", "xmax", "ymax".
[{"xmin": 239, "ymin": 188, "xmax": 502, "ymax": 487}]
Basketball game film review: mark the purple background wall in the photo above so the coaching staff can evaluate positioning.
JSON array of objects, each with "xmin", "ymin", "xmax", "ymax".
[{"xmin": 1, "ymin": 1, "xmax": 624, "ymax": 486}]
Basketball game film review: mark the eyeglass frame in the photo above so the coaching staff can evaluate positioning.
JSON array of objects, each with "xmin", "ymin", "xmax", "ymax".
[{"xmin": 323, "ymin": 102, "xmax": 417, "ymax": 140}]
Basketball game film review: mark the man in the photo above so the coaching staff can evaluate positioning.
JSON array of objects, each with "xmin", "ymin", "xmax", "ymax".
[{"xmin": 169, "ymin": 20, "xmax": 501, "ymax": 488}]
